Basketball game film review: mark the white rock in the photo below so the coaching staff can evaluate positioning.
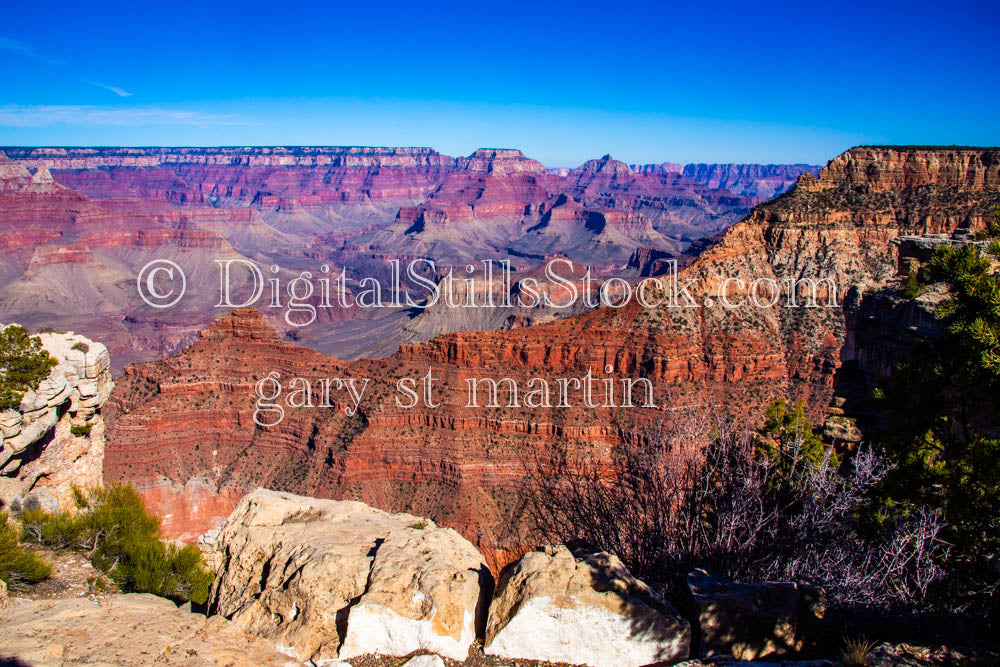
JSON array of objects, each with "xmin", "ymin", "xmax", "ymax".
[
  {"xmin": 0, "ymin": 410, "xmax": 22, "ymax": 433},
  {"xmin": 18, "ymin": 389, "xmax": 45, "ymax": 413},
  {"xmin": 0, "ymin": 325, "xmax": 113, "ymax": 511},
  {"xmin": 0, "ymin": 453, "xmax": 20, "ymax": 475},
  {"xmin": 77, "ymin": 379, "xmax": 98, "ymax": 398},
  {"xmin": 10, "ymin": 409, "xmax": 58, "ymax": 453},
  {"xmin": 210, "ymin": 489, "xmax": 490, "ymax": 664},
  {"xmin": 23, "ymin": 488, "xmax": 60, "ymax": 513},
  {"xmin": 401, "ymin": 655, "xmax": 445, "ymax": 667},
  {"xmin": 484, "ymin": 546, "xmax": 690, "ymax": 667}
]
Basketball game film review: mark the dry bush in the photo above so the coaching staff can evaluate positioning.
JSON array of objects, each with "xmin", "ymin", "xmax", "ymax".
[{"xmin": 523, "ymin": 398, "xmax": 946, "ymax": 608}]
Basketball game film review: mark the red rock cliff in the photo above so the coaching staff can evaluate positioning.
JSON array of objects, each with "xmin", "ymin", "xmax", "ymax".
[{"xmin": 102, "ymin": 147, "xmax": 1000, "ymax": 555}]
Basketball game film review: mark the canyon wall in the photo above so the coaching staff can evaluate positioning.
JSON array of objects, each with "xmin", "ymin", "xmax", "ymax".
[
  {"xmin": 0, "ymin": 147, "xmax": 812, "ymax": 370},
  {"xmin": 101, "ymin": 146, "xmax": 1000, "ymax": 556}
]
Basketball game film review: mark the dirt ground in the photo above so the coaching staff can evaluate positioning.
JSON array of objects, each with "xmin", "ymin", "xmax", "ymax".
[{"xmin": 11, "ymin": 546, "xmax": 118, "ymax": 602}]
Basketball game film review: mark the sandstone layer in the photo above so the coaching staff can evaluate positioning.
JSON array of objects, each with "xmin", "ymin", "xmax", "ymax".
[{"xmin": 0, "ymin": 594, "xmax": 293, "ymax": 665}]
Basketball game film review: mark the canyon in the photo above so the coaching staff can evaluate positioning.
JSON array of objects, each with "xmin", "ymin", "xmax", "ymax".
[
  {"xmin": 97, "ymin": 146, "xmax": 1000, "ymax": 560},
  {"xmin": 0, "ymin": 147, "xmax": 816, "ymax": 370}
]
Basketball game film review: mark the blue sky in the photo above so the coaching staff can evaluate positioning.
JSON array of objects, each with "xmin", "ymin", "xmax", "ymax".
[{"xmin": 1, "ymin": 1, "xmax": 998, "ymax": 166}]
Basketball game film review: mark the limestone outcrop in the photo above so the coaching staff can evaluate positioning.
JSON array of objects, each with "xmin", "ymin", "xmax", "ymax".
[
  {"xmin": 686, "ymin": 568, "xmax": 825, "ymax": 660},
  {"xmin": 0, "ymin": 326, "xmax": 113, "ymax": 511},
  {"xmin": 484, "ymin": 545, "xmax": 690, "ymax": 667},
  {"xmin": 0, "ymin": 594, "xmax": 292, "ymax": 665},
  {"xmin": 208, "ymin": 488, "xmax": 491, "ymax": 663}
]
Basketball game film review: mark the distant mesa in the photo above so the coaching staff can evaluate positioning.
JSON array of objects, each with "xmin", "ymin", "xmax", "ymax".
[{"xmin": 0, "ymin": 143, "xmax": 816, "ymax": 370}]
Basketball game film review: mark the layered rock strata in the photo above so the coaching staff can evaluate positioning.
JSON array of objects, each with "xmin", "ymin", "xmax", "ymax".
[
  {"xmin": 103, "ymin": 147, "xmax": 1000, "ymax": 553},
  {"xmin": 1, "ymin": 147, "xmax": 814, "ymax": 367},
  {"xmin": 0, "ymin": 326, "xmax": 112, "ymax": 511}
]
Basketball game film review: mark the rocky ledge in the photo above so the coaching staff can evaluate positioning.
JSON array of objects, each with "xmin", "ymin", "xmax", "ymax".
[
  {"xmin": 0, "ymin": 326, "xmax": 113, "ymax": 511},
  {"xmin": 195, "ymin": 489, "xmax": 842, "ymax": 666},
  {"xmin": 208, "ymin": 489, "xmax": 490, "ymax": 662},
  {"xmin": 0, "ymin": 594, "xmax": 293, "ymax": 665},
  {"xmin": 3, "ymin": 487, "xmax": 976, "ymax": 666}
]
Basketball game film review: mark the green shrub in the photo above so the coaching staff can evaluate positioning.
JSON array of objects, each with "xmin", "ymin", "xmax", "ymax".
[
  {"xmin": 83, "ymin": 484, "xmax": 160, "ymax": 556},
  {"xmin": 70, "ymin": 341, "xmax": 89, "ymax": 354},
  {"xmin": 876, "ymin": 243, "xmax": 1000, "ymax": 614},
  {"xmin": 0, "ymin": 512, "xmax": 51, "ymax": 587},
  {"xmin": 82, "ymin": 484, "xmax": 214, "ymax": 604},
  {"xmin": 70, "ymin": 423, "xmax": 92, "ymax": 437},
  {"xmin": 902, "ymin": 270, "xmax": 926, "ymax": 299},
  {"xmin": 109, "ymin": 538, "xmax": 213, "ymax": 604},
  {"xmin": 70, "ymin": 484, "xmax": 87, "ymax": 509},
  {"xmin": 759, "ymin": 398, "xmax": 837, "ymax": 473},
  {"xmin": 20, "ymin": 509, "xmax": 87, "ymax": 550},
  {"xmin": 0, "ymin": 325, "xmax": 58, "ymax": 411},
  {"xmin": 988, "ymin": 204, "xmax": 1000, "ymax": 239},
  {"xmin": 16, "ymin": 483, "xmax": 214, "ymax": 604}
]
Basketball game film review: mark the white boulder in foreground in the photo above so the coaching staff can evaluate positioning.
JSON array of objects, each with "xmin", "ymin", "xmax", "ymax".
[
  {"xmin": 208, "ymin": 489, "xmax": 490, "ymax": 663},
  {"xmin": 484, "ymin": 545, "xmax": 690, "ymax": 667}
]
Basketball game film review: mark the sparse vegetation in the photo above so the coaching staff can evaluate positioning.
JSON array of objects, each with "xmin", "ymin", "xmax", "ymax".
[
  {"xmin": 759, "ymin": 398, "xmax": 837, "ymax": 475},
  {"xmin": 987, "ymin": 205, "xmax": 1000, "ymax": 239},
  {"xmin": 70, "ymin": 423, "xmax": 92, "ymax": 437},
  {"xmin": 0, "ymin": 325, "xmax": 58, "ymax": 410},
  {"xmin": 841, "ymin": 636, "xmax": 876, "ymax": 666},
  {"xmin": 0, "ymin": 511, "xmax": 51, "ymax": 588},
  {"xmin": 70, "ymin": 341, "xmax": 90, "ymax": 354},
  {"xmin": 902, "ymin": 269, "xmax": 927, "ymax": 299}
]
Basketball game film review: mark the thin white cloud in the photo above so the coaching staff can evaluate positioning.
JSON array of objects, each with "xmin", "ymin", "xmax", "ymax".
[
  {"xmin": 81, "ymin": 78, "xmax": 132, "ymax": 97},
  {"xmin": 0, "ymin": 36, "xmax": 65, "ymax": 66},
  {"xmin": 3, "ymin": 36, "xmax": 129, "ymax": 97},
  {"xmin": 0, "ymin": 104, "xmax": 251, "ymax": 127}
]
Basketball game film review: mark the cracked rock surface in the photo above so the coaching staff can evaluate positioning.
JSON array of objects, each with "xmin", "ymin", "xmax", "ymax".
[
  {"xmin": 0, "ymin": 594, "xmax": 291, "ymax": 665},
  {"xmin": 0, "ymin": 326, "xmax": 113, "ymax": 511},
  {"xmin": 208, "ymin": 489, "xmax": 491, "ymax": 663}
]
